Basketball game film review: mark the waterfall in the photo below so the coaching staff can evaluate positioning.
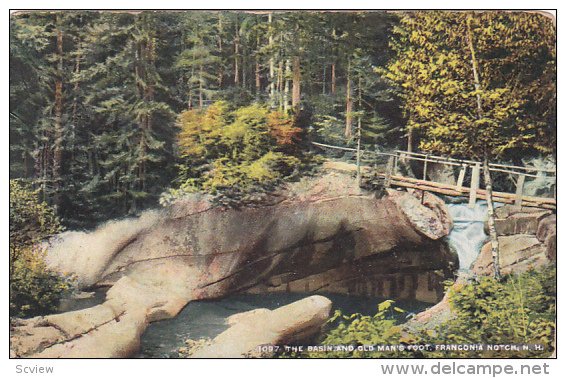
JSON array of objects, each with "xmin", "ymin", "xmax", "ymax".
[{"xmin": 445, "ymin": 201, "xmax": 490, "ymax": 271}]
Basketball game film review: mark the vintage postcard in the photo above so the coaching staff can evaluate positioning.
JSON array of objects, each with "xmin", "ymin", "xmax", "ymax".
[{"xmin": 8, "ymin": 7, "xmax": 556, "ymax": 367}]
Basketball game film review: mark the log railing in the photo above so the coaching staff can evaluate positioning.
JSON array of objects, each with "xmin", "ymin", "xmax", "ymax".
[{"xmin": 311, "ymin": 142, "xmax": 556, "ymax": 210}]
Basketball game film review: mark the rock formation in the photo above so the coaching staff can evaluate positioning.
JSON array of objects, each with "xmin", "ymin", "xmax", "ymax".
[
  {"xmin": 473, "ymin": 205, "xmax": 555, "ymax": 275},
  {"xmin": 189, "ymin": 295, "xmax": 332, "ymax": 358},
  {"xmin": 11, "ymin": 171, "xmax": 455, "ymax": 358}
]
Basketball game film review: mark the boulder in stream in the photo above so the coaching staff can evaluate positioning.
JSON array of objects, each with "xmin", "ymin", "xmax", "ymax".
[{"xmin": 188, "ymin": 295, "xmax": 332, "ymax": 358}]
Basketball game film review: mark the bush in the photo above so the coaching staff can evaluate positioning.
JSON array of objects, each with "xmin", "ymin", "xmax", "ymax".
[
  {"xmin": 427, "ymin": 267, "xmax": 556, "ymax": 358},
  {"xmin": 297, "ymin": 268, "xmax": 555, "ymax": 358},
  {"xmin": 10, "ymin": 179, "xmax": 72, "ymax": 318},
  {"xmin": 303, "ymin": 299, "xmax": 408, "ymax": 358},
  {"xmin": 161, "ymin": 101, "xmax": 310, "ymax": 207}
]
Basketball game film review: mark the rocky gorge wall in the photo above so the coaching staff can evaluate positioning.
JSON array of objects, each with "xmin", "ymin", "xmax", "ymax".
[
  {"xmin": 472, "ymin": 206, "xmax": 556, "ymax": 275},
  {"xmin": 10, "ymin": 171, "xmax": 456, "ymax": 358}
]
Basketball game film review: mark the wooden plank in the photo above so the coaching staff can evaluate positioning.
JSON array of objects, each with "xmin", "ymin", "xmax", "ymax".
[
  {"xmin": 468, "ymin": 163, "xmax": 481, "ymax": 208},
  {"xmin": 387, "ymin": 179, "xmax": 555, "ymax": 210},
  {"xmin": 323, "ymin": 160, "xmax": 555, "ymax": 209},
  {"xmin": 388, "ymin": 175, "xmax": 464, "ymax": 193},
  {"xmin": 514, "ymin": 174, "xmax": 526, "ymax": 208},
  {"xmin": 389, "ymin": 180, "xmax": 463, "ymax": 196},
  {"xmin": 382, "ymin": 173, "xmax": 556, "ymax": 206}
]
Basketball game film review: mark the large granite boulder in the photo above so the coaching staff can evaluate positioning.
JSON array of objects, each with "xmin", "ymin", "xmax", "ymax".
[
  {"xmin": 472, "ymin": 235, "xmax": 550, "ymax": 276},
  {"xmin": 11, "ymin": 171, "xmax": 455, "ymax": 358},
  {"xmin": 475, "ymin": 206, "xmax": 556, "ymax": 276},
  {"xmin": 189, "ymin": 295, "xmax": 332, "ymax": 358},
  {"xmin": 485, "ymin": 206, "xmax": 551, "ymax": 237},
  {"xmin": 537, "ymin": 214, "xmax": 557, "ymax": 262}
]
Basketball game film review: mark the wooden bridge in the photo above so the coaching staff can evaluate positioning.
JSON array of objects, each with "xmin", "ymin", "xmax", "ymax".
[{"xmin": 311, "ymin": 141, "xmax": 556, "ymax": 210}]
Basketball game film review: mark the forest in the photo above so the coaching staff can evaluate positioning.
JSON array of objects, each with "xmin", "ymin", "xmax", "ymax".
[
  {"xmin": 9, "ymin": 11, "xmax": 557, "ymax": 358},
  {"xmin": 10, "ymin": 10, "xmax": 555, "ymax": 228}
]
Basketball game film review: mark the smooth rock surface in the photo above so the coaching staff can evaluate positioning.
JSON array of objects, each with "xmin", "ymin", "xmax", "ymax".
[
  {"xmin": 11, "ymin": 172, "xmax": 454, "ymax": 358},
  {"xmin": 472, "ymin": 235, "xmax": 550, "ymax": 276},
  {"xmin": 189, "ymin": 295, "xmax": 332, "ymax": 358},
  {"xmin": 484, "ymin": 206, "xmax": 550, "ymax": 236}
]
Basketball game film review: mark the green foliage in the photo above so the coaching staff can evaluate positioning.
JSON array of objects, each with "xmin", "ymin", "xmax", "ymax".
[
  {"xmin": 9, "ymin": 11, "xmax": 555, "ymax": 227},
  {"xmin": 10, "ymin": 179, "xmax": 72, "ymax": 318},
  {"xmin": 428, "ymin": 267, "xmax": 556, "ymax": 357},
  {"xmin": 381, "ymin": 11, "xmax": 556, "ymax": 160},
  {"xmin": 305, "ymin": 300, "xmax": 408, "ymax": 358},
  {"xmin": 297, "ymin": 268, "xmax": 555, "ymax": 358},
  {"xmin": 161, "ymin": 101, "xmax": 306, "ymax": 207},
  {"xmin": 10, "ymin": 179, "xmax": 62, "ymax": 250}
]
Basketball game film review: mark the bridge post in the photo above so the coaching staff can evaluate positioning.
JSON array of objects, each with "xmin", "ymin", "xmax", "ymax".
[
  {"xmin": 468, "ymin": 163, "xmax": 481, "ymax": 208},
  {"xmin": 456, "ymin": 164, "xmax": 467, "ymax": 192},
  {"xmin": 423, "ymin": 154, "xmax": 429, "ymax": 180},
  {"xmin": 385, "ymin": 155, "xmax": 394, "ymax": 188},
  {"xmin": 393, "ymin": 155, "xmax": 398, "ymax": 176},
  {"xmin": 514, "ymin": 174, "xmax": 526, "ymax": 208}
]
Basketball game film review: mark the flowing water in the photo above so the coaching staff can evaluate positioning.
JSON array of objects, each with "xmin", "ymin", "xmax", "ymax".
[{"xmin": 445, "ymin": 201, "xmax": 489, "ymax": 271}]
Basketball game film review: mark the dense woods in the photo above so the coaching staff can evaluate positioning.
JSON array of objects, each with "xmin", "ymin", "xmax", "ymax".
[{"xmin": 10, "ymin": 10, "xmax": 555, "ymax": 230}]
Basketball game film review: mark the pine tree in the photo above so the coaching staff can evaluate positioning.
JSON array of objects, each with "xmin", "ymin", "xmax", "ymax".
[{"xmin": 79, "ymin": 12, "xmax": 175, "ymax": 217}]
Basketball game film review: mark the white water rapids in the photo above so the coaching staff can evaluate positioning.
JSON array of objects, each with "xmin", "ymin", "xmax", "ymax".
[{"xmin": 445, "ymin": 200, "xmax": 499, "ymax": 271}]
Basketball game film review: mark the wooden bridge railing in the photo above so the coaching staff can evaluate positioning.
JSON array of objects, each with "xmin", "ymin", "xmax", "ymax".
[{"xmin": 311, "ymin": 141, "xmax": 556, "ymax": 210}]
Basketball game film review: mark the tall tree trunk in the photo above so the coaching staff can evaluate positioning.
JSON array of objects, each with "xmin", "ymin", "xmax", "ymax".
[
  {"xmin": 292, "ymin": 56, "xmax": 301, "ymax": 112},
  {"xmin": 466, "ymin": 17, "xmax": 484, "ymax": 118},
  {"xmin": 356, "ymin": 77, "xmax": 362, "ymax": 186},
  {"xmin": 277, "ymin": 60, "xmax": 283, "ymax": 110},
  {"xmin": 255, "ymin": 59, "xmax": 261, "ymax": 95},
  {"xmin": 268, "ymin": 13, "xmax": 275, "ymax": 107},
  {"xmin": 188, "ymin": 52, "xmax": 195, "ymax": 109},
  {"xmin": 467, "ymin": 15, "xmax": 500, "ymax": 279},
  {"xmin": 242, "ymin": 51, "xmax": 247, "ymax": 88},
  {"xmin": 234, "ymin": 17, "xmax": 240, "ymax": 86},
  {"xmin": 284, "ymin": 59, "xmax": 290, "ymax": 113},
  {"xmin": 70, "ymin": 37, "xmax": 82, "ymax": 166},
  {"xmin": 217, "ymin": 15, "xmax": 223, "ymax": 87},
  {"xmin": 53, "ymin": 16, "xmax": 64, "ymax": 211},
  {"xmin": 255, "ymin": 31, "xmax": 261, "ymax": 95},
  {"xmin": 483, "ymin": 159, "xmax": 501, "ymax": 279},
  {"xmin": 331, "ymin": 62, "xmax": 336, "ymax": 95},
  {"xmin": 71, "ymin": 39, "xmax": 81, "ymax": 128},
  {"xmin": 199, "ymin": 64, "xmax": 204, "ymax": 109},
  {"xmin": 322, "ymin": 64, "xmax": 327, "ymax": 95},
  {"xmin": 345, "ymin": 59, "xmax": 353, "ymax": 138},
  {"xmin": 141, "ymin": 36, "xmax": 156, "ymax": 195}
]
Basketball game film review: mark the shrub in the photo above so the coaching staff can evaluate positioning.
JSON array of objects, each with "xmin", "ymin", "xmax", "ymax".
[
  {"xmin": 161, "ymin": 101, "xmax": 311, "ymax": 207},
  {"xmin": 10, "ymin": 179, "xmax": 72, "ymax": 318},
  {"xmin": 303, "ymin": 299, "xmax": 408, "ymax": 358},
  {"xmin": 427, "ymin": 267, "xmax": 556, "ymax": 358},
  {"xmin": 297, "ymin": 268, "xmax": 555, "ymax": 358}
]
